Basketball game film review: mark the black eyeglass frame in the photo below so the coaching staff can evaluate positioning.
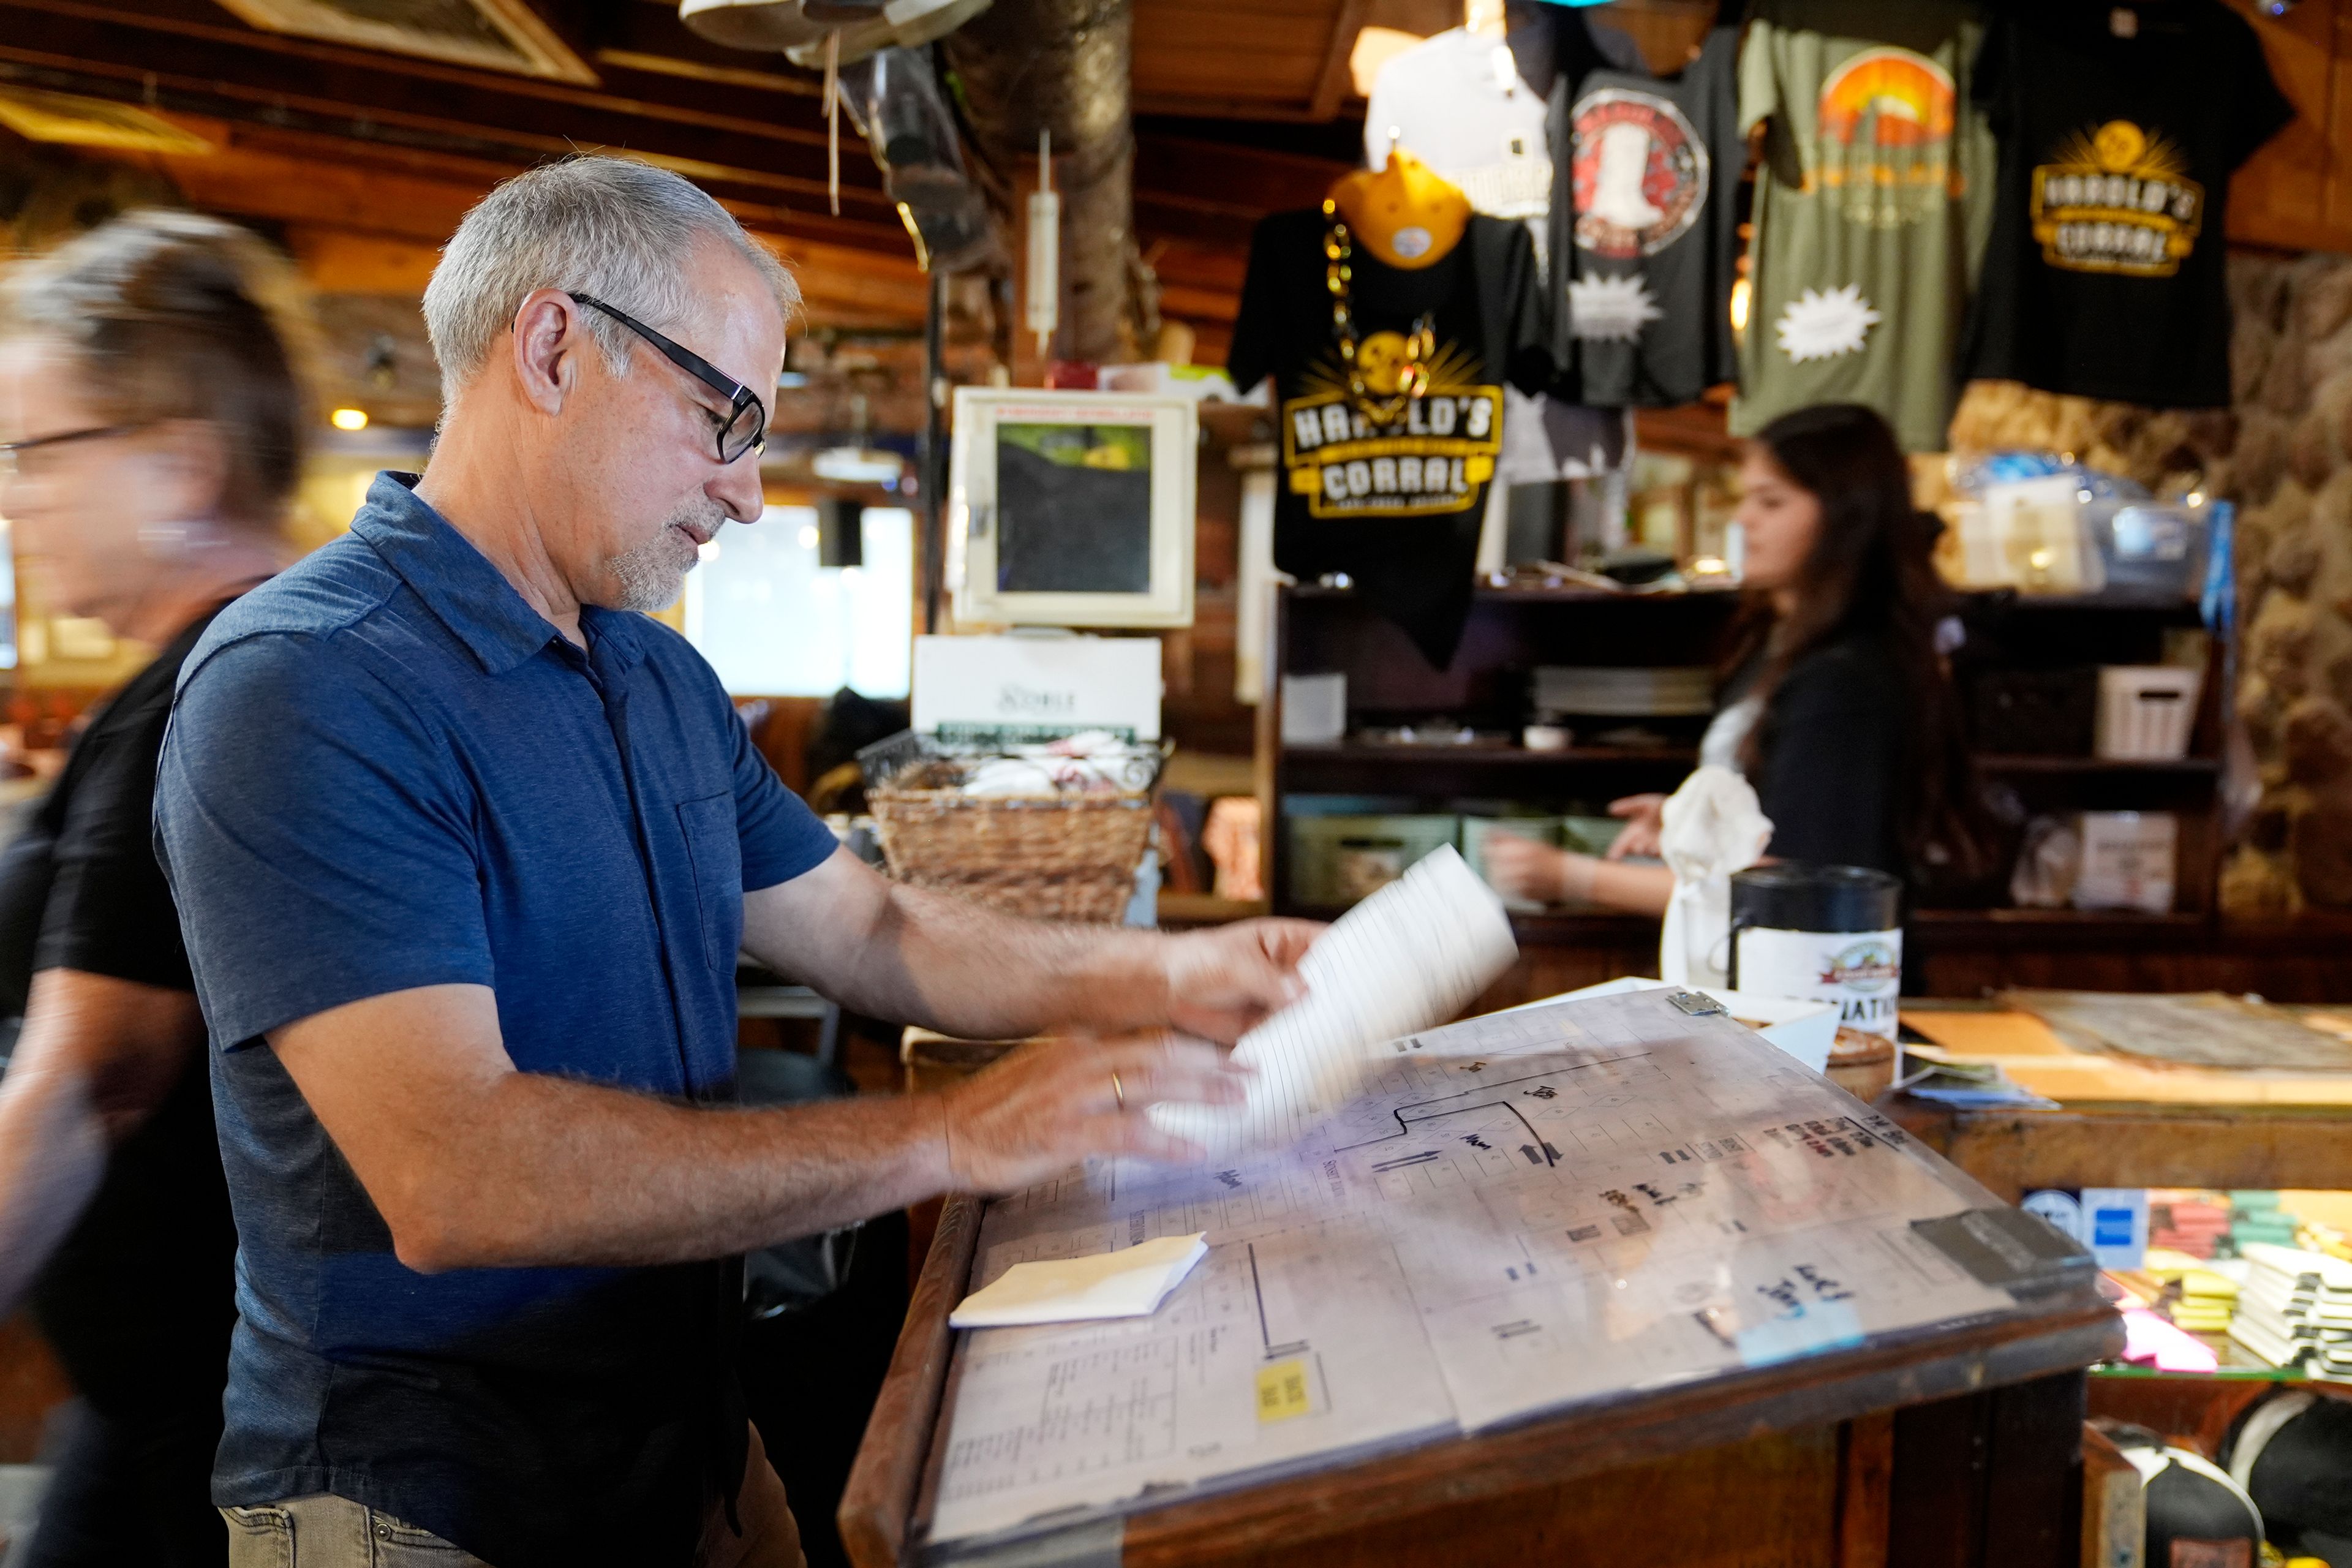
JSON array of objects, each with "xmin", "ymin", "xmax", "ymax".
[
  {"xmin": 0, "ymin": 424, "xmax": 148, "ymax": 462},
  {"xmin": 567, "ymin": 293, "xmax": 767, "ymax": 465}
]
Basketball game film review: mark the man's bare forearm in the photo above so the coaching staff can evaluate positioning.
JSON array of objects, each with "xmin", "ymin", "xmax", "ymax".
[
  {"xmin": 827, "ymin": 881, "xmax": 1168, "ymax": 1039},
  {"xmin": 391, "ymin": 1072, "xmax": 953, "ymax": 1272}
]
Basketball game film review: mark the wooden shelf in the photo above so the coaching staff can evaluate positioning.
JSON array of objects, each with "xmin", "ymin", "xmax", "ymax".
[
  {"xmin": 1286, "ymin": 904, "xmax": 1662, "ymax": 943},
  {"xmin": 1958, "ymin": 591, "xmax": 2204, "ymax": 614},
  {"xmin": 1156, "ymin": 891, "xmax": 1265, "ymax": 927},
  {"xmin": 1285, "ymin": 581, "xmax": 1738, "ymax": 606},
  {"xmin": 1282, "ymin": 581, "xmax": 2199, "ymax": 612},
  {"xmin": 1906, "ymin": 909, "xmax": 2209, "ymax": 951},
  {"xmin": 1281, "ymin": 742, "xmax": 1698, "ymax": 796},
  {"xmin": 1977, "ymin": 755, "xmax": 2221, "ymax": 775},
  {"xmin": 1284, "ymin": 743, "xmax": 1698, "ymax": 766}
]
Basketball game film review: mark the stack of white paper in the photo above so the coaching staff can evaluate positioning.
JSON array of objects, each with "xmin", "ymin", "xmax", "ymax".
[
  {"xmin": 1148, "ymin": 845, "xmax": 1517, "ymax": 1163},
  {"xmin": 948, "ymin": 1233, "xmax": 1208, "ymax": 1328},
  {"xmin": 2228, "ymin": 1243, "xmax": 2352, "ymax": 1374}
]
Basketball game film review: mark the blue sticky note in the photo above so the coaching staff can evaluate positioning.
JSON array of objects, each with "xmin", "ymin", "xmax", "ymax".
[{"xmin": 1735, "ymin": 1300, "xmax": 1864, "ymax": 1367}]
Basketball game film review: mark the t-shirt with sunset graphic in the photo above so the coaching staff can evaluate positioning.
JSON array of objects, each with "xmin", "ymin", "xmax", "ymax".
[{"xmin": 1732, "ymin": 0, "xmax": 1997, "ymax": 452}]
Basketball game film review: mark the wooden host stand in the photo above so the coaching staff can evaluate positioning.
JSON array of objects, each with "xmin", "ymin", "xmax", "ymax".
[
  {"xmin": 848, "ymin": 1031, "xmax": 2124, "ymax": 1568},
  {"xmin": 1883, "ymin": 998, "xmax": 2352, "ymax": 1476},
  {"xmin": 1885, "ymin": 1000, "xmax": 2352, "ymax": 1202}
]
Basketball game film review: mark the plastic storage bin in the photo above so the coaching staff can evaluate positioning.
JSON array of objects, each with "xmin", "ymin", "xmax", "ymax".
[
  {"xmin": 2093, "ymin": 502, "xmax": 2210, "ymax": 600},
  {"xmin": 1966, "ymin": 666, "xmax": 2098, "ymax": 756},
  {"xmin": 2095, "ymin": 666, "xmax": 2203, "ymax": 760},
  {"xmin": 1287, "ymin": 813, "xmax": 1459, "ymax": 908}
]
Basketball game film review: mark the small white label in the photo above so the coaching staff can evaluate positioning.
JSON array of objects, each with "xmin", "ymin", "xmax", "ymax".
[
  {"xmin": 1733, "ymin": 926, "xmax": 1904, "ymax": 1040},
  {"xmin": 2110, "ymin": 7, "xmax": 2138, "ymax": 36},
  {"xmin": 1390, "ymin": 226, "xmax": 1433, "ymax": 260}
]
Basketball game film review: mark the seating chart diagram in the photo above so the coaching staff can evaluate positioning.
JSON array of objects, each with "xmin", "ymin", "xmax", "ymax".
[{"xmin": 926, "ymin": 988, "xmax": 2023, "ymax": 1548}]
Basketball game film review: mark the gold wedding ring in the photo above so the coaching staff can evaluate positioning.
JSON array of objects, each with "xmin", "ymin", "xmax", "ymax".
[{"xmin": 1110, "ymin": 1070, "xmax": 1126, "ymax": 1110}]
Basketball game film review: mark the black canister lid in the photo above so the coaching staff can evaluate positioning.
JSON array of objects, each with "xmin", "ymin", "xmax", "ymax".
[{"xmin": 1731, "ymin": 862, "xmax": 1902, "ymax": 933}]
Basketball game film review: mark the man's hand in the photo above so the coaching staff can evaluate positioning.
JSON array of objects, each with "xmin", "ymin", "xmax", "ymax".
[
  {"xmin": 1158, "ymin": 919, "xmax": 1321, "ymax": 1043},
  {"xmin": 937, "ymin": 1034, "xmax": 1251, "ymax": 1192}
]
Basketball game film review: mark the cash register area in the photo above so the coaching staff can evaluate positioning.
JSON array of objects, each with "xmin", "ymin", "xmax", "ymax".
[{"xmin": 6, "ymin": 0, "xmax": 2352, "ymax": 1566}]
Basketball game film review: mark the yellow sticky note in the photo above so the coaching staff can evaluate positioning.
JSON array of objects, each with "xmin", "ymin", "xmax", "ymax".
[{"xmin": 1256, "ymin": 1359, "xmax": 1311, "ymax": 1423}]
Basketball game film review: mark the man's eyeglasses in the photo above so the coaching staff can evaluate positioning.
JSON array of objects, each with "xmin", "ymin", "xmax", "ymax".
[
  {"xmin": 568, "ymin": 293, "xmax": 767, "ymax": 465},
  {"xmin": 0, "ymin": 424, "xmax": 145, "ymax": 479}
]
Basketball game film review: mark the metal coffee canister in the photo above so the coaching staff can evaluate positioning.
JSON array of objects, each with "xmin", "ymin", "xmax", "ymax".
[{"xmin": 1726, "ymin": 864, "xmax": 1904, "ymax": 1040}]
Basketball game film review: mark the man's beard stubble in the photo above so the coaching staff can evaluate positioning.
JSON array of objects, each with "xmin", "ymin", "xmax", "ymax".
[{"xmin": 605, "ymin": 499, "xmax": 725, "ymax": 612}]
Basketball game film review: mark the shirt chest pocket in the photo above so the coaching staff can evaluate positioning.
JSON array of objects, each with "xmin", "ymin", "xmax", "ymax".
[{"xmin": 675, "ymin": 793, "xmax": 743, "ymax": 977}]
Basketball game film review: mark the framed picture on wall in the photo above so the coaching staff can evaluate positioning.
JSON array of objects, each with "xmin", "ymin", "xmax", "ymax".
[{"xmin": 948, "ymin": 388, "xmax": 1197, "ymax": 630}]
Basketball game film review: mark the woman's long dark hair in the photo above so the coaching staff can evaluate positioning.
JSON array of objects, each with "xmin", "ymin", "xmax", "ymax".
[{"xmin": 1728, "ymin": 403, "xmax": 1998, "ymax": 887}]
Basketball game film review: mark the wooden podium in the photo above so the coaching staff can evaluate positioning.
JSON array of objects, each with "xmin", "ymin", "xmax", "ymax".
[{"xmin": 841, "ymin": 1191, "xmax": 2120, "ymax": 1568}]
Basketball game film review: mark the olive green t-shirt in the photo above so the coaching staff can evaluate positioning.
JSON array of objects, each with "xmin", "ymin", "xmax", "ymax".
[{"xmin": 1730, "ymin": 0, "xmax": 1997, "ymax": 451}]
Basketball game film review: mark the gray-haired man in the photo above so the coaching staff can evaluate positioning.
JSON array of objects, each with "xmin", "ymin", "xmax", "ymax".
[{"xmin": 154, "ymin": 156, "xmax": 1315, "ymax": 1567}]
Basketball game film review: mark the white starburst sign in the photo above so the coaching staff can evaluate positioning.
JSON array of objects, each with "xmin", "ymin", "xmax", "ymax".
[
  {"xmin": 1569, "ymin": 273, "xmax": 1665, "ymax": 342},
  {"xmin": 1774, "ymin": 284, "xmax": 1880, "ymax": 363}
]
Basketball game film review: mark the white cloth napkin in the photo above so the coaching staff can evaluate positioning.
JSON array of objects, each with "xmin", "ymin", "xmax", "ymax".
[{"xmin": 1657, "ymin": 766, "xmax": 1773, "ymax": 988}]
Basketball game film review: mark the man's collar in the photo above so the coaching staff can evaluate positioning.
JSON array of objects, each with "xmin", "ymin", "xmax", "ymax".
[{"xmin": 350, "ymin": 473, "xmax": 642, "ymax": 676}]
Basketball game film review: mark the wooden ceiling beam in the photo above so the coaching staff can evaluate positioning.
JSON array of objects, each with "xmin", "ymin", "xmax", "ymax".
[
  {"xmin": 1308, "ymin": 0, "xmax": 1373, "ymax": 120},
  {"xmin": 2, "ymin": 0, "xmax": 832, "ymax": 145},
  {"xmin": 141, "ymin": 130, "xmax": 929, "ymax": 322},
  {"xmin": 587, "ymin": 0, "xmax": 823, "ymax": 100},
  {"xmin": 0, "ymin": 0, "xmax": 891, "ymax": 214},
  {"xmin": 1134, "ymin": 133, "xmax": 1349, "ymax": 218}
]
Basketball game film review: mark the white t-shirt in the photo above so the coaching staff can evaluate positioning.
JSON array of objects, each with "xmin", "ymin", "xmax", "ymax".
[
  {"xmin": 1365, "ymin": 28, "xmax": 1554, "ymax": 222},
  {"xmin": 1698, "ymin": 692, "xmax": 1763, "ymax": 774},
  {"xmin": 1368, "ymin": 28, "xmax": 1633, "ymax": 486}
]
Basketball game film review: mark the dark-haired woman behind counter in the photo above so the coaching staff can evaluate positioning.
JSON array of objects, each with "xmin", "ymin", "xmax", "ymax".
[{"xmin": 1486, "ymin": 402, "xmax": 1996, "ymax": 914}]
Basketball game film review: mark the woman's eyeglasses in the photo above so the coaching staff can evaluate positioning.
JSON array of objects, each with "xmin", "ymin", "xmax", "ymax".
[
  {"xmin": 568, "ymin": 293, "xmax": 767, "ymax": 466},
  {"xmin": 0, "ymin": 424, "xmax": 146, "ymax": 478}
]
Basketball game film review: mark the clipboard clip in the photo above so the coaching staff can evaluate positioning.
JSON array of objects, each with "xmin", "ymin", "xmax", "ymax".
[{"xmin": 1667, "ymin": 990, "xmax": 1726, "ymax": 1017}]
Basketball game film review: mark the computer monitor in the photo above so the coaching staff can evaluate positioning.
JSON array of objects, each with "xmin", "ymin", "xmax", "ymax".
[{"xmin": 948, "ymin": 387, "xmax": 1196, "ymax": 628}]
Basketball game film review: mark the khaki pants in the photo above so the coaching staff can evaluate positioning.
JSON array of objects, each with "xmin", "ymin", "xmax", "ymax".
[{"xmin": 222, "ymin": 1423, "xmax": 804, "ymax": 1568}]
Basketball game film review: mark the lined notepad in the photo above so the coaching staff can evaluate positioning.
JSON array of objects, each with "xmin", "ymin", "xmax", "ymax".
[{"xmin": 949, "ymin": 1233, "xmax": 1209, "ymax": 1328}]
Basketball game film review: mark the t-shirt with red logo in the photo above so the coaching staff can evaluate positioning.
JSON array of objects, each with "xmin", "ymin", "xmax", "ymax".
[
  {"xmin": 1732, "ymin": 0, "xmax": 1999, "ymax": 451},
  {"xmin": 1959, "ymin": 2, "xmax": 2292, "ymax": 408},
  {"xmin": 1548, "ymin": 26, "xmax": 1744, "ymax": 407}
]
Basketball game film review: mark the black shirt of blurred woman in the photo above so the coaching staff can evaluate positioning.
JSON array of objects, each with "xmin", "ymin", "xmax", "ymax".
[
  {"xmin": 1722, "ymin": 404, "xmax": 1997, "ymax": 896},
  {"xmin": 0, "ymin": 605, "xmax": 236, "ymax": 1567}
]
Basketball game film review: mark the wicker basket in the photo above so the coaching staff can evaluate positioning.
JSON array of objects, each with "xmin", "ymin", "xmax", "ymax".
[{"xmin": 869, "ymin": 789, "xmax": 1152, "ymax": 925}]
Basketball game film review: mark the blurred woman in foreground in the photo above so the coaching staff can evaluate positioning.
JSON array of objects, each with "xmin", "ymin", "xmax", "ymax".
[
  {"xmin": 1485, "ymin": 402, "xmax": 1992, "ymax": 915},
  {"xmin": 0, "ymin": 211, "xmax": 311, "ymax": 1567}
]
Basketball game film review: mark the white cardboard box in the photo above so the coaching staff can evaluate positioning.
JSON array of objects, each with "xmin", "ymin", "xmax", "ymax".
[{"xmin": 911, "ymin": 634, "xmax": 1163, "ymax": 741}]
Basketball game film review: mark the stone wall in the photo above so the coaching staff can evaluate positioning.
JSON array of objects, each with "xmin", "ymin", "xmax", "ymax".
[
  {"xmin": 2226, "ymin": 253, "xmax": 2352, "ymax": 911},
  {"xmin": 1946, "ymin": 251, "xmax": 2352, "ymax": 913}
]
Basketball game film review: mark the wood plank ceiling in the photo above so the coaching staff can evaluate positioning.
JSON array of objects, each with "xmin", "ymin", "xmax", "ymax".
[{"xmin": 0, "ymin": 0, "xmax": 1396, "ymax": 392}]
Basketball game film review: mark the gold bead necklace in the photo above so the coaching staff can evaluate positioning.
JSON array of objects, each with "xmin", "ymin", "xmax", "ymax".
[{"xmin": 1323, "ymin": 197, "xmax": 1437, "ymax": 426}]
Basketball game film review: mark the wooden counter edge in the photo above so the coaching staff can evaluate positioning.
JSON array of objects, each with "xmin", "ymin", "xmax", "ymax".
[
  {"xmin": 1883, "ymin": 1093, "xmax": 2352, "ymax": 1201},
  {"xmin": 840, "ymin": 1190, "xmax": 984, "ymax": 1568},
  {"xmin": 1110, "ymin": 1300, "xmax": 2122, "ymax": 1568},
  {"xmin": 842, "ymin": 1187, "xmax": 2122, "ymax": 1568}
]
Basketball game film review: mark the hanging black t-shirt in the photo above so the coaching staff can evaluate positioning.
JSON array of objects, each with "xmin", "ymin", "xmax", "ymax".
[
  {"xmin": 1550, "ymin": 26, "xmax": 1744, "ymax": 407},
  {"xmin": 1227, "ymin": 210, "xmax": 1555, "ymax": 669},
  {"xmin": 0, "ymin": 606, "xmax": 238, "ymax": 1420},
  {"xmin": 1959, "ymin": 1, "xmax": 2293, "ymax": 408}
]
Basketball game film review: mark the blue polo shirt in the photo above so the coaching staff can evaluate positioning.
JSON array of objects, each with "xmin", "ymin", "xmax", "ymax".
[{"xmin": 153, "ymin": 474, "xmax": 837, "ymax": 1568}]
